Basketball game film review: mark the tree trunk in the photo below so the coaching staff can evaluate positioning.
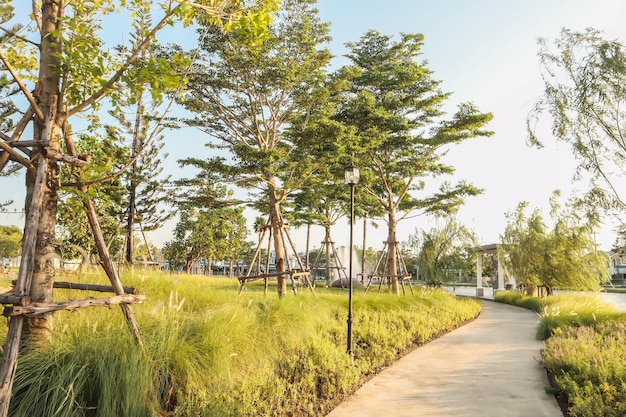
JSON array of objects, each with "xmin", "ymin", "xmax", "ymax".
[
  {"xmin": 24, "ymin": 0, "xmax": 64, "ymax": 343},
  {"xmin": 125, "ymin": 93, "xmax": 143, "ymax": 264},
  {"xmin": 324, "ymin": 224, "xmax": 332, "ymax": 286},
  {"xmin": 387, "ymin": 209, "xmax": 400, "ymax": 295},
  {"xmin": 361, "ymin": 216, "xmax": 367, "ymax": 282},
  {"xmin": 305, "ymin": 223, "xmax": 311, "ymax": 269},
  {"xmin": 268, "ymin": 188, "xmax": 287, "ymax": 297}
]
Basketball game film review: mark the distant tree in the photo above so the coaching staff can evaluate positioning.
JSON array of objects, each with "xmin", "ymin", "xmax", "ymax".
[
  {"xmin": 501, "ymin": 192, "xmax": 610, "ymax": 294},
  {"xmin": 405, "ymin": 218, "xmax": 477, "ymax": 285},
  {"xmin": 611, "ymin": 224, "xmax": 626, "ymax": 266},
  {"xmin": 335, "ymin": 31, "xmax": 493, "ymax": 294},
  {"xmin": 163, "ymin": 205, "xmax": 248, "ymax": 274},
  {"xmin": 529, "ymin": 28, "xmax": 626, "ymax": 211},
  {"xmin": 0, "ymin": 225, "xmax": 22, "ymax": 261}
]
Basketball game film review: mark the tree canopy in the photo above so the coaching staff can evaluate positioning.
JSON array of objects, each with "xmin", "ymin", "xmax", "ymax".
[{"xmin": 501, "ymin": 192, "xmax": 610, "ymax": 293}]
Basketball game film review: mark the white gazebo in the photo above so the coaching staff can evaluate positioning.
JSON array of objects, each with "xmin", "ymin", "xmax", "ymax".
[{"xmin": 474, "ymin": 244, "xmax": 505, "ymax": 296}]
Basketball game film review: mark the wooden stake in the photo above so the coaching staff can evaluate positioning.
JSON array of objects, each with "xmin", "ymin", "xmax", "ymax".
[
  {"xmin": 0, "ymin": 157, "xmax": 47, "ymax": 415},
  {"xmin": 3, "ymin": 295, "xmax": 145, "ymax": 317}
]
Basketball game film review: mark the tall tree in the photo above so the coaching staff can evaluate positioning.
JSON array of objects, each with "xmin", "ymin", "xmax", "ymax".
[
  {"xmin": 501, "ymin": 192, "xmax": 610, "ymax": 294},
  {"xmin": 109, "ymin": 6, "xmax": 175, "ymax": 264},
  {"xmin": 528, "ymin": 28, "xmax": 626, "ymax": 211},
  {"xmin": 0, "ymin": 0, "xmax": 276, "ymax": 338},
  {"xmin": 180, "ymin": 0, "xmax": 332, "ymax": 296},
  {"xmin": 335, "ymin": 31, "xmax": 494, "ymax": 294}
]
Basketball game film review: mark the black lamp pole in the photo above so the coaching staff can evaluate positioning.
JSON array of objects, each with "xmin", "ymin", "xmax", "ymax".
[{"xmin": 344, "ymin": 163, "xmax": 359, "ymax": 363}]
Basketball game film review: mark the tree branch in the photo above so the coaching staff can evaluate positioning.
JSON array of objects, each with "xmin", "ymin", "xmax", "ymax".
[
  {"xmin": 0, "ymin": 138, "xmax": 35, "ymax": 172},
  {"xmin": 0, "ymin": 50, "xmax": 44, "ymax": 121},
  {"xmin": 67, "ymin": 5, "xmax": 181, "ymax": 117}
]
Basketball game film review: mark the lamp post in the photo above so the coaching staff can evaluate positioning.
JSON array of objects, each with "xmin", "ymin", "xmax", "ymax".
[{"xmin": 344, "ymin": 163, "xmax": 359, "ymax": 362}]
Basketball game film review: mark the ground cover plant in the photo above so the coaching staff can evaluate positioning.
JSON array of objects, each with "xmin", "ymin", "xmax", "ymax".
[
  {"xmin": 495, "ymin": 291, "xmax": 626, "ymax": 416},
  {"xmin": 0, "ymin": 271, "xmax": 481, "ymax": 416}
]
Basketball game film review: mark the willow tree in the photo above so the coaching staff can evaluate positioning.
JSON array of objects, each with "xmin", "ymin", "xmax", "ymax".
[
  {"xmin": 529, "ymin": 28, "xmax": 626, "ymax": 211},
  {"xmin": 501, "ymin": 192, "xmax": 610, "ymax": 294},
  {"xmin": 335, "ymin": 31, "xmax": 494, "ymax": 294},
  {"xmin": 181, "ymin": 0, "xmax": 332, "ymax": 297}
]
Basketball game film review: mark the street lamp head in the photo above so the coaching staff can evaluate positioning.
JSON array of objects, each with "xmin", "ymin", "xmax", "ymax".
[{"xmin": 344, "ymin": 163, "xmax": 360, "ymax": 186}]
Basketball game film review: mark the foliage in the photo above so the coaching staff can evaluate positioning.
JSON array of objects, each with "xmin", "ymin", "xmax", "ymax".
[
  {"xmin": 536, "ymin": 294, "xmax": 624, "ymax": 340},
  {"xmin": 404, "ymin": 217, "xmax": 478, "ymax": 284},
  {"xmin": 57, "ymin": 134, "xmax": 129, "ymax": 261},
  {"xmin": 542, "ymin": 322, "xmax": 626, "ymax": 417},
  {"xmin": 0, "ymin": 225, "xmax": 21, "ymax": 260},
  {"xmin": 1, "ymin": 272, "xmax": 481, "ymax": 416},
  {"xmin": 529, "ymin": 28, "xmax": 626, "ymax": 211},
  {"xmin": 501, "ymin": 192, "xmax": 610, "ymax": 293},
  {"xmin": 162, "ymin": 199, "xmax": 249, "ymax": 273},
  {"xmin": 334, "ymin": 30, "xmax": 493, "ymax": 292},
  {"xmin": 494, "ymin": 291, "xmax": 543, "ymax": 312},
  {"xmin": 499, "ymin": 290, "xmax": 626, "ymax": 416}
]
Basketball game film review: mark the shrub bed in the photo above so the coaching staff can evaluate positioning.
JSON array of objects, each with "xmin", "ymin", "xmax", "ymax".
[{"xmin": 2, "ymin": 273, "xmax": 481, "ymax": 416}]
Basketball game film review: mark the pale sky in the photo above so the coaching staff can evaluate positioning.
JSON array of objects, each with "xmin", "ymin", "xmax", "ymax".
[{"xmin": 1, "ymin": 1, "xmax": 626, "ymax": 252}]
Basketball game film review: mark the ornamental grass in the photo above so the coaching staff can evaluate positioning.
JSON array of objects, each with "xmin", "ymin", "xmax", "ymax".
[{"xmin": 1, "ymin": 270, "xmax": 480, "ymax": 416}]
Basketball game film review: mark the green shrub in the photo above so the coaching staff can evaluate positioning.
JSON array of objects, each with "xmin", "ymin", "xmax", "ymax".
[
  {"xmin": 542, "ymin": 322, "xmax": 626, "ymax": 417},
  {"xmin": 494, "ymin": 291, "xmax": 542, "ymax": 312}
]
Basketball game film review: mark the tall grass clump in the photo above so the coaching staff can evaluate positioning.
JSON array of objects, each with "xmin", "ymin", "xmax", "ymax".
[
  {"xmin": 1, "ymin": 271, "xmax": 481, "ymax": 416},
  {"xmin": 536, "ymin": 294, "xmax": 625, "ymax": 339},
  {"xmin": 495, "ymin": 291, "xmax": 625, "ymax": 339}
]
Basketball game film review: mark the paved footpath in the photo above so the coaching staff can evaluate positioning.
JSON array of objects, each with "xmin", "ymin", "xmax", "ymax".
[{"xmin": 326, "ymin": 301, "xmax": 563, "ymax": 417}]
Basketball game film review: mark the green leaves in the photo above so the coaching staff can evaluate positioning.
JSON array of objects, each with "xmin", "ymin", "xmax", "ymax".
[
  {"xmin": 501, "ymin": 191, "xmax": 610, "ymax": 292},
  {"xmin": 336, "ymin": 30, "xmax": 493, "ymax": 223},
  {"xmin": 529, "ymin": 28, "xmax": 626, "ymax": 210}
]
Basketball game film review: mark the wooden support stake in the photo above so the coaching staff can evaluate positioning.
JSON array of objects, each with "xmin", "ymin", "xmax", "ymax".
[
  {"xmin": 10, "ymin": 280, "xmax": 139, "ymax": 295},
  {"xmin": 0, "ymin": 157, "xmax": 47, "ymax": 415},
  {"xmin": 3, "ymin": 294, "xmax": 146, "ymax": 317},
  {"xmin": 83, "ymin": 196, "xmax": 145, "ymax": 349},
  {"xmin": 53, "ymin": 281, "xmax": 138, "ymax": 294},
  {"xmin": 0, "ymin": 295, "xmax": 30, "ymax": 306}
]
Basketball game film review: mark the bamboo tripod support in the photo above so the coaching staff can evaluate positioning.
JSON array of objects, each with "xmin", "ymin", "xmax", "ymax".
[
  {"xmin": 238, "ymin": 220, "xmax": 316, "ymax": 296},
  {"xmin": 310, "ymin": 236, "xmax": 348, "ymax": 288},
  {"xmin": 364, "ymin": 240, "xmax": 414, "ymax": 295}
]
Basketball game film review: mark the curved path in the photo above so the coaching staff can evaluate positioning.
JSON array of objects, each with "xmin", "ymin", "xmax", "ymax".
[{"xmin": 326, "ymin": 301, "xmax": 562, "ymax": 417}]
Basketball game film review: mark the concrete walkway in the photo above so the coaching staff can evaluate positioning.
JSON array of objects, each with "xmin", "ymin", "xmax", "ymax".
[{"xmin": 326, "ymin": 301, "xmax": 563, "ymax": 417}]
